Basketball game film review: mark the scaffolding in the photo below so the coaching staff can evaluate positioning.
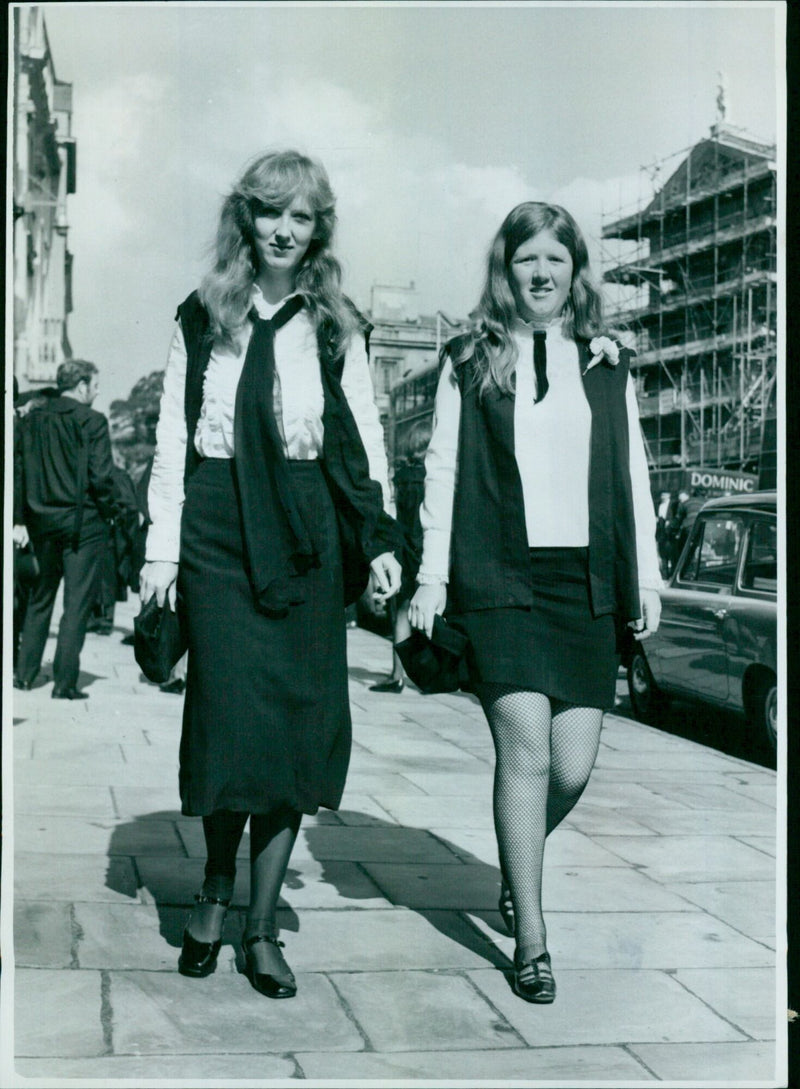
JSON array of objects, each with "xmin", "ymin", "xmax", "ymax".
[{"xmin": 601, "ymin": 123, "xmax": 777, "ymax": 488}]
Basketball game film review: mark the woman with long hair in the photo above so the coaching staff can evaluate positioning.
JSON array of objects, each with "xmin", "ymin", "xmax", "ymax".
[
  {"xmin": 409, "ymin": 202, "xmax": 662, "ymax": 1003},
  {"xmin": 140, "ymin": 149, "xmax": 401, "ymax": 999}
]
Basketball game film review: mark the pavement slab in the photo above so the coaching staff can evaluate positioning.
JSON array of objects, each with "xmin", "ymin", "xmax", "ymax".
[
  {"xmin": 375, "ymin": 793, "xmax": 496, "ymax": 829},
  {"xmin": 302, "ymin": 823, "xmax": 463, "ymax": 864},
  {"xmin": 544, "ymin": 910, "xmax": 774, "ymax": 970},
  {"xmin": 329, "ymin": 969, "xmax": 523, "ymax": 1052},
  {"xmin": 14, "ymin": 784, "xmax": 117, "ymax": 819},
  {"xmin": 15, "ymin": 852, "xmax": 139, "ymax": 903},
  {"xmin": 620, "ymin": 805, "xmax": 779, "ymax": 837},
  {"xmin": 466, "ymin": 967, "xmax": 748, "ymax": 1047},
  {"xmin": 593, "ymin": 834, "xmax": 776, "ymax": 883},
  {"xmin": 15, "ymin": 901, "xmax": 74, "ymax": 968},
  {"xmin": 110, "ymin": 970, "xmax": 365, "ymax": 1054},
  {"xmin": 362, "ymin": 861, "xmax": 502, "ymax": 911},
  {"xmin": 629, "ymin": 1040, "xmax": 779, "ymax": 1082},
  {"xmin": 71, "ymin": 901, "xmax": 242, "ymax": 971},
  {"xmin": 674, "ymin": 967, "xmax": 778, "ymax": 1039},
  {"xmin": 282, "ymin": 907, "xmax": 501, "ymax": 971},
  {"xmin": 670, "ymin": 879, "xmax": 777, "ymax": 945},
  {"xmin": 15, "ymin": 1054, "xmax": 298, "ymax": 1080},
  {"xmin": 298, "ymin": 1043, "xmax": 656, "ymax": 1081},
  {"xmin": 15, "ymin": 969, "xmax": 106, "ymax": 1058}
]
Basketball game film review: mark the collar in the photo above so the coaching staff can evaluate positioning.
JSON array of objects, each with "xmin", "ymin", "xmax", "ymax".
[{"xmin": 251, "ymin": 284, "xmax": 304, "ymax": 321}]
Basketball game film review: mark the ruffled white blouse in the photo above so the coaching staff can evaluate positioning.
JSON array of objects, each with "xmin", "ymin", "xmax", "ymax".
[{"xmin": 146, "ymin": 287, "xmax": 390, "ymax": 563}]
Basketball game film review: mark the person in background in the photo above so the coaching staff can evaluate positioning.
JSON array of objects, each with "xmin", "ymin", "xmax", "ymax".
[
  {"xmin": 87, "ymin": 447, "xmax": 140, "ymax": 635},
  {"xmin": 409, "ymin": 202, "xmax": 662, "ymax": 1003},
  {"xmin": 655, "ymin": 490, "xmax": 674, "ymax": 577},
  {"xmin": 139, "ymin": 149, "xmax": 402, "ymax": 1000},
  {"xmin": 370, "ymin": 419, "xmax": 431, "ymax": 693},
  {"xmin": 14, "ymin": 360, "xmax": 118, "ymax": 699}
]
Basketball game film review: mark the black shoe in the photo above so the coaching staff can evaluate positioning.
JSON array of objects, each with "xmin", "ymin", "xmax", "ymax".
[
  {"xmin": 498, "ymin": 884, "xmax": 515, "ymax": 936},
  {"xmin": 160, "ymin": 678, "xmax": 186, "ymax": 695},
  {"xmin": 13, "ymin": 677, "xmax": 34, "ymax": 691},
  {"xmin": 178, "ymin": 893, "xmax": 231, "ymax": 978},
  {"xmin": 120, "ymin": 634, "xmax": 135, "ymax": 646},
  {"xmin": 369, "ymin": 678, "xmax": 404, "ymax": 693},
  {"xmin": 52, "ymin": 687, "xmax": 89, "ymax": 700},
  {"xmin": 242, "ymin": 934, "xmax": 297, "ymax": 999},
  {"xmin": 512, "ymin": 951, "xmax": 556, "ymax": 1004}
]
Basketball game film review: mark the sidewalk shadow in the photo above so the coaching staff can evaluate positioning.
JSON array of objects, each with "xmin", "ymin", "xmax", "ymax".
[
  {"xmin": 103, "ymin": 809, "xmax": 509, "ymax": 974},
  {"xmin": 304, "ymin": 810, "xmax": 511, "ymax": 971},
  {"xmin": 104, "ymin": 811, "xmax": 300, "ymax": 954},
  {"xmin": 347, "ymin": 665, "xmax": 391, "ymax": 686}
]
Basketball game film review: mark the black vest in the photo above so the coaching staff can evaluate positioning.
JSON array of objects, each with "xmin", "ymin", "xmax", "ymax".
[
  {"xmin": 448, "ymin": 335, "xmax": 641, "ymax": 622},
  {"xmin": 176, "ymin": 290, "xmax": 401, "ymax": 606}
]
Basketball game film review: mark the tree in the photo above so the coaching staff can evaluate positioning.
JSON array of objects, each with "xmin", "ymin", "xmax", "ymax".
[{"xmin": 109, "ymin": 370, "xmax": 164, "ymax": 472}]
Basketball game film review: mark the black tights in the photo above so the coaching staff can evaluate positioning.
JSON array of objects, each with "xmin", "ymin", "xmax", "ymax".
[
  {"xmin": 187, "ymin": 806, "xmax": 301, "ymax": 945},
  {"xmin": 478, "ymin": 684, "xmax": 603, "ymax": 963}
]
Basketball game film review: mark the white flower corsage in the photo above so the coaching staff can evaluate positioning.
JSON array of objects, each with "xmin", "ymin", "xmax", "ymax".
[{"xmin": 584, "ymin": 336, "xmax": 620, "ymax": 375}]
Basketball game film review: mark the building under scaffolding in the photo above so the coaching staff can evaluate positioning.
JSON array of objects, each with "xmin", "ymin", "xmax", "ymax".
[{"xmin": 601, "ymin": 122, "xmax": 777, "ymax": 493}]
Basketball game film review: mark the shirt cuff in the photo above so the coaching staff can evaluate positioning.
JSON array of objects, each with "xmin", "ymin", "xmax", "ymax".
[
  {"xmin": 417, "ymin": 570, "xmax": 449, "ymax": 586},
  {"xmin": 144, "ymin": 526, "xmax": 181, "ymax": 565}
]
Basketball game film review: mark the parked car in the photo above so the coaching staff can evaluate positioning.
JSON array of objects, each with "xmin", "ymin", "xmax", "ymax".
[{"xmin": 628, "ymin": 491, "xmax": 778, "ymax": 751}]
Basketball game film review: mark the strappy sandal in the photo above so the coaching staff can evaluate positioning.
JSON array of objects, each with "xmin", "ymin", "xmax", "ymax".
[
  {"xmin": 513, "ymin": 950, "xmax": 556, "ymax": 1004},
  {"xmin": 177, "ymin": 892, "xmax": 231, "ymax": 978},
  {"xmin": 241, "ymin": 933, "xmax": 297, "ymax": 999}
]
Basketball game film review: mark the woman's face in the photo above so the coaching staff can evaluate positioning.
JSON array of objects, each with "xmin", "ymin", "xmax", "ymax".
[
  {"xmin": 508, "ymin": 229, "xmax": 574, "ymax": 325},
  {"xmin": 252, "ymin": 194, "xmax": 316, "ymax": 280}
]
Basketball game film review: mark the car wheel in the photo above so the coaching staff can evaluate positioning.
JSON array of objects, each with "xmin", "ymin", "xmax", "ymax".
[
  {"xmin": 627, "ymin": 647, "xmax": 669, "ymax": 725},
  {"xmin": 751, "ymin": 674, "xmax": 778, "ymax": 752}
]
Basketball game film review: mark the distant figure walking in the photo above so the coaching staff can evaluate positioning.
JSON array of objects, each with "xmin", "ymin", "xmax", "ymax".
[
  {"xmin": 409, "ymin": 202, "xmax": 662, "ymax": 1003},
  {"xmin": 14, "ymin": 360, "xmax": 118, "ymax": 699},
  {"xmin": 139, "ymin": 149, "xmax": 401, "ymax": 1000}
]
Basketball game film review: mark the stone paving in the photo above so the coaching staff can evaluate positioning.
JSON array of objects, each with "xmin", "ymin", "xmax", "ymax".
[{"xmin": 4, "ymin": 596, "xmax": 784, "ymax": 1086}]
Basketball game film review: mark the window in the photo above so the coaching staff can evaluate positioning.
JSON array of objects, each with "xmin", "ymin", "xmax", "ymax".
[
  {"xmin": 678, "ymin": 515, "xmax": 744, "ymax": 588},
  {"xmin": 740, "ymin": 519, "xmax": 777, "ymax": 594},
  {"xmin": 374, "ymin": 357, "xmax": 400, "ymax": 395}
]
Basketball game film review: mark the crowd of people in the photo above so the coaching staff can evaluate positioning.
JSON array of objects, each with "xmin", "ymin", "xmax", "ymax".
[{"xmin": 13, "ymin": 146, "xmax": 666, "ymax": 1007}]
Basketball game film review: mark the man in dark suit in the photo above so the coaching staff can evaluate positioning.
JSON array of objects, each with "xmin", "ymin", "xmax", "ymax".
[{"xmin": 14, "ymin": 360, "xmax": 118, "ymax": 699}]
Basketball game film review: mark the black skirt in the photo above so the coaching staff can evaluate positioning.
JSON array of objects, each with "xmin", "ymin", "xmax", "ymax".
[
  {"xmin": 453, "ymin": 547, "xmax": 619, "ymax": 710},
  {"xmin": 178, "ymin": 458, "xmax": 350, "ymax": 816}
]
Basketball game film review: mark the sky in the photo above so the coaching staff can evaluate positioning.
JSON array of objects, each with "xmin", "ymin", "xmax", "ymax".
[{"xmin": 33, "ymin": 1, "xmax": 782, "ymax": 414}]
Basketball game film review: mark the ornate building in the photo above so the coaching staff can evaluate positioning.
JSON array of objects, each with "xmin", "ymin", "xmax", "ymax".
[
  {"xmin": 367, "ymin": 283, "xmax": 468, "ymax": 422},
  {"xmin": 12, "ymin": 6, "xmax": 77, "ymax": 387}
]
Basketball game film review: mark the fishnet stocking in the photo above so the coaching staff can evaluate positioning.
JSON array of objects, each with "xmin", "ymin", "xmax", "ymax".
[{"xmin": 478, "ymin": 684, "xmax": 602, "ymax": 963}]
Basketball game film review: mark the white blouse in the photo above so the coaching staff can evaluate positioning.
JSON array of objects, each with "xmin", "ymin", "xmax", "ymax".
[
  {"xmin": 417, "ymin": 324, "xmax": 663, "ymax": 591},
  {"xmin": 146, "ymin": 288, "xmax": 391, "ymax": 563}
]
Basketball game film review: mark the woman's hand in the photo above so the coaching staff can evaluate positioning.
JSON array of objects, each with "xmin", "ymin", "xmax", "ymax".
[
  {"xmin": 629, "ymin": 588, "xmax": 662, "ymax": 640},
  {"xmin": 139, "ymin": 561, "xmax": 179, "ymax": 610},
  {"xmin": 369, "ymin": 552, "xmax": 402, "ymax": 603},
  {"xmin": 13, "ymin": 524, "xmax": 30, "ymax": 548},
  {"xmin": 408, "ymin": 582, "xmax": 447, "ymax": 639}
]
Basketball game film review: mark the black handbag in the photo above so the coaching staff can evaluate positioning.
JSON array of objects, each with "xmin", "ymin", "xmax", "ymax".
[
  {"xmin": 395, "ymin": 614, "xmax": 470, "ymax": 694},
  {"xmin": 133, "ymin": 593, "xmax": 188, "ymax": 684}
]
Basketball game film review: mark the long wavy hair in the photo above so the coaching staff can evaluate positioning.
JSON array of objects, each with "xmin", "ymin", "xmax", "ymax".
[
  {"xmin": 199, "ymin": 149, "xmax": 357, "ymax": 356},
  {"xmin": 452, "ymin": 202, "xmax": 607, "ymax": 397}
]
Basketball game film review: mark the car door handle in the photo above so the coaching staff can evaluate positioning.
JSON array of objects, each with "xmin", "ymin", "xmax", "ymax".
[{"xmin": 703, "ymin": 606, "xmax": 728, "ymax": 620}]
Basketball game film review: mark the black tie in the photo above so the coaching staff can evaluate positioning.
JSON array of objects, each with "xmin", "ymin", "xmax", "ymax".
[
  {"xmin": 533, "ymin": 330, "xmax": 548, "ymax": 404},
  {"xmin": 233, "ymin": 294, "xmax": 318, "ymax": 615}
]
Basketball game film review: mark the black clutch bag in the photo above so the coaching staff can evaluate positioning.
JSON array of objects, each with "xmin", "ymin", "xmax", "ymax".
[
  {"xmin": 133, "ymin": 593, "xmax": 188, "ymax": 684},
  {"xmin": 395, "ymin": 614, "xmax": 470, "ymax": 694}
]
